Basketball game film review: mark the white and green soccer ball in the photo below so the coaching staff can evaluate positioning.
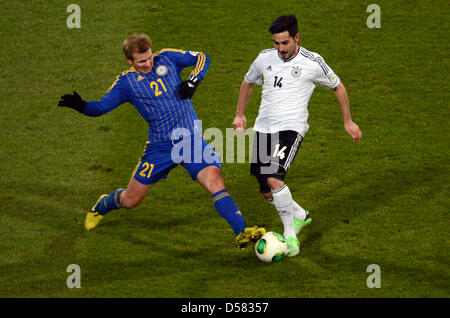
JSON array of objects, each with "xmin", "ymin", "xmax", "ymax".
[{"xmin": 255, "ymin": 231, "xmax": 287, "ymax": 262}]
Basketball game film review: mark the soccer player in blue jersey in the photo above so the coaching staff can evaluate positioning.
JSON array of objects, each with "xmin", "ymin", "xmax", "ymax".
[{"xmin": 58, "ymin": 33, "xmax": 265, "ymax": 248}]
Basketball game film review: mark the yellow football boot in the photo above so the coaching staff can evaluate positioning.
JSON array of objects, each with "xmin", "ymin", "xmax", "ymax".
[
  {"xmin": 84, "ymin": 194, "xmax": 108, "ymax": 230},
  {"xmin": 235, "ymin": 226, "xmax": 267, "ymax": 248}
]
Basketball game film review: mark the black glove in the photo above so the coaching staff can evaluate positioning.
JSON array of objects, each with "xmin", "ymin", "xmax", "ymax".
[
  {"xmin": 178, "ymin": 75, "xmax": 200, "ymax": 99},
  {"xmin": 58, "ymin": 91, "xmax": 86, "ymax": 113}
]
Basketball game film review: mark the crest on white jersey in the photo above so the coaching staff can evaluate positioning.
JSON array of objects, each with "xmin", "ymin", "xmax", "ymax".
[
  {"xmin": 156, "ymin": 65, "xmax": 168, "ymax": 76},
  {"xmin": 291, "ymin": 66, "xmax": 302, "ymax": 78}
]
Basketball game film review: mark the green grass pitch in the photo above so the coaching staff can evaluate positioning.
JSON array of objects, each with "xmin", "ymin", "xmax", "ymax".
[{"xmin": 0, "ymin": 0, "xmax": 448, "ymax": 298}]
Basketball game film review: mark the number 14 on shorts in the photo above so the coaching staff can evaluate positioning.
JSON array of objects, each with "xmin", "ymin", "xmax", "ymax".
[{"xmin": 273, "ymin": 144, "xmax": 287, "ymax": 160}]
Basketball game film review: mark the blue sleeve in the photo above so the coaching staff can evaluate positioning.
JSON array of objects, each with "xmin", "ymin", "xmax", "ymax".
[
  {"xmin": 82, "ymin": 75, "xmax": 129, "ymax": 117},
  {"xmin": 165, "ymin": 50, "xmax": 210, "ymax": 81}
]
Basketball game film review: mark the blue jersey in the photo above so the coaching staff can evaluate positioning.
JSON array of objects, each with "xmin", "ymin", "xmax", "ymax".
[{"xmin": 82, "ymin": 49, "xmax": 210, "ymax": 143}]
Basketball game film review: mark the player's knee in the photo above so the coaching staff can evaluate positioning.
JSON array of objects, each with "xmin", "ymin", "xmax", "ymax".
[
  {"xmin": 208, "ymin": 168, "xmax": 225, "ymax": 192},
  {"xmin": 199, "ymin": 166, "xmax": 225, "ymax": 194},
  {"xmin": 267, "ymin": 177, "xmax": 284, "ymax": 191}
]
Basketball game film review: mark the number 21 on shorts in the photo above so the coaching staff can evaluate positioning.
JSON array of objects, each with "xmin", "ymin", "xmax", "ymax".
[{"xmin": 139, "ymin": 162, "xmax": 155, "ymax": 178}]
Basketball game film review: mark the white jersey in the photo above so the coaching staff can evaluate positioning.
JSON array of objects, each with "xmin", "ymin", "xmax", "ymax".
[{"xmin": 244, "ymin": 47, "xmax": 340, "ymax": 137}]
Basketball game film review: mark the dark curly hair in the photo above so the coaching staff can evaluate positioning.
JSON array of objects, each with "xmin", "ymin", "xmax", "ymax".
[{"xmin": 269, "ymin": 15, "xmax": 298, "ymax": 38}]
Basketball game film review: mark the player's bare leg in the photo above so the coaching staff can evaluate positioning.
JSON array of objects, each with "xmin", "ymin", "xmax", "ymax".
[
  {"xmin": 85, "ymin": 177, "xmax": 152, "ymax": 230},
  {"xmin": 196, "ymin": 165, "xmax": 226, "ymax": 195},
  {"xmin": 120, "ymin": 177, "xmax": 153, "ymax": 209}
]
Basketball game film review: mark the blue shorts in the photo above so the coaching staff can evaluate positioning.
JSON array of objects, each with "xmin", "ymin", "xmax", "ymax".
[{"xmin": 132, "ymin": 134, "xmax": 221, "ymax": 185}]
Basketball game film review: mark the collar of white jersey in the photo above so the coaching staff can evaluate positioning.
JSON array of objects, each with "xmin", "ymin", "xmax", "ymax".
[{"xmin": 277, "ymin": 46, "xmax": 301, "ymax": 63}]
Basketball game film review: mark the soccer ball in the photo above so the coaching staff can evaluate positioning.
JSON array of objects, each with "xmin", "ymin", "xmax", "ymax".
[{"xmin": 255, "ymin": 231, "xmax": 287, "ymax": 262}]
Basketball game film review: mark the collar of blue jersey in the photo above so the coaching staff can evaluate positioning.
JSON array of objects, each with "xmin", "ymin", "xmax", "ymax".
[{"xmin": 277, "ymin": 45, "xmax": 301, "ymax": 63}]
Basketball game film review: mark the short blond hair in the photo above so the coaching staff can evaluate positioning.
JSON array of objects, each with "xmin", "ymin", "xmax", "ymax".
[{"xmin": 123, "ymin": 33, "xmax": 152, "ymax": 61}]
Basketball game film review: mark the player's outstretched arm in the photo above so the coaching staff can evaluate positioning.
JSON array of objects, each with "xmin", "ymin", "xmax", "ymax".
[
  {"xmin": 233, "ymin": 80, "xmax": 255, "ymax": 132},
  {"xmin": 333, "ymin": 82, "xmax": 362, "ymax": 143},
  {"xmin": 58, "ymin": 75, "xmax": 129, "ymax": 117},
  {"xmin": 58, "ymin": 91, "xmax": 86, "ymax": 113}
]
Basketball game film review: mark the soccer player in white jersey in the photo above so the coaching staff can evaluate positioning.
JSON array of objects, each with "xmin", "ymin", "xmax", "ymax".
[{"xmin": 233, "ymin": 15, "xmax": 362, "ymax": 256}]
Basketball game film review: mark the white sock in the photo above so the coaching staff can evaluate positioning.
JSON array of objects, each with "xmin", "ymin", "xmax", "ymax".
[
  {"xmin": 292, "ymin": 200, "xmax": 307, "ymax": 221},
  {"xmin": 268, "ymin": 193, "xmax": 306, "ymax": 220},
  {"xmin": 272, "ymin": 184, "xmax": 296, "ymax": 239}
]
